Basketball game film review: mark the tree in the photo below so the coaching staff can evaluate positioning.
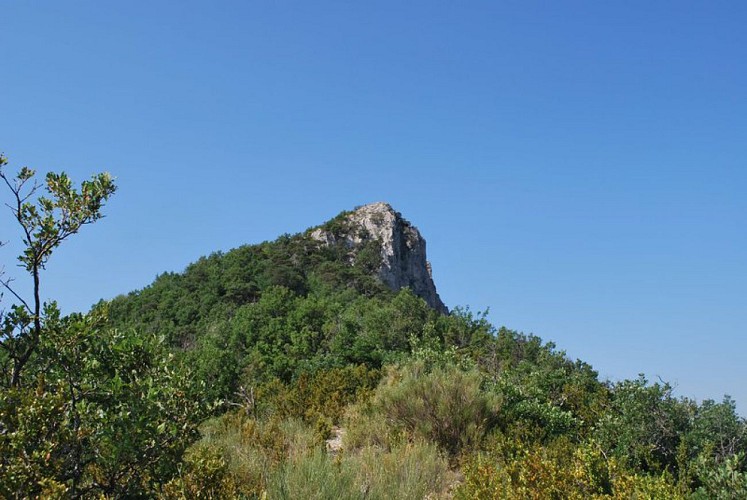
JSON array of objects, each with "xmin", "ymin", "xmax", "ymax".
[
  {"xmin": 0, "ymin": 153, "xmax": 116, "ymax": 387},
  {"xmin": 1, "ymin": 307, "xmax": 209, "ymax": 497},
  {"xmin": 0, "ymin": 154, "xmax": 210, "ymax": 496},
  {"xmin": 594, "ymin": 375, "xmax": 692, "ymax": 473}
]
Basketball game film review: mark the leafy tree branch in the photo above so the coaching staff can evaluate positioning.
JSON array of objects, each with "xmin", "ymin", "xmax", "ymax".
[{"xmin": 0, "ymin": 153, "xmax": 116, "ymax": 387}]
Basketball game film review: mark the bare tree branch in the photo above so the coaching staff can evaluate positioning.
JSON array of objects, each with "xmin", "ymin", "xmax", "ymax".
[{"xmin": 0, "ymin": 278, "xmax": 31, "ymax": 313}]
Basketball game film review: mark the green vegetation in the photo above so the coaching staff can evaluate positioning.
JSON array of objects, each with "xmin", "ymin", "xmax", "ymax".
[
  {"xmin": 0, "ymin": 155, "xmax": 208, "ymax": 497},
  {"xmin": 1, "ymin": 153, "xmax": 745, "ymax": 498}
]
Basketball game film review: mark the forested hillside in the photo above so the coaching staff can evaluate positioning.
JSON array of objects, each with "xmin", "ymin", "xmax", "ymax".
[{"xmin": 1, "ymin": 158, "xmax": 745, "ymax": 498}]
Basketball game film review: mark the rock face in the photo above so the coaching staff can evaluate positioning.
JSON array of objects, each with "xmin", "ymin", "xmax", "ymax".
[{"xmin": 311, "ymin": 202, "xmax": 448, "ymax": 314}]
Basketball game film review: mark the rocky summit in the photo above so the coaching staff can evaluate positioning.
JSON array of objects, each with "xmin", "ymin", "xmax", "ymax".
[{"xmin": 310, "ymin": 202, "xmax": 448, "ymax": 314}]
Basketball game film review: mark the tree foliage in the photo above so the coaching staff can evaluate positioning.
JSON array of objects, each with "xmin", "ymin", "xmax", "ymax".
[
  {"xmin": 0, "ymin": 153, "xmax": 116, "ymax": 387},
  {"xmin": 0, "ymin": 155, "xmax": 208, "ymax": 496}
]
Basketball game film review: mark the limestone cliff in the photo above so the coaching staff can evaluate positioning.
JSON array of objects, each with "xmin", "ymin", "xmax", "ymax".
[{"xmin": 310, "ymin": 202, "xmax": 448, "ymax": 314}]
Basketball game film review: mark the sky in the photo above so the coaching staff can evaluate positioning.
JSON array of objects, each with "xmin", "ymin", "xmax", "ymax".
[{"xmin": 1, "ymin": 1, "xmax": 746, "ymax": 410}]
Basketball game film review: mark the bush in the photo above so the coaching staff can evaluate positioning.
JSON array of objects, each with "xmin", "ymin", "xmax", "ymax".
[
  {"xmin": 691, "ymin": 452, "xmax": 747, "ymax": 499},
  {"xmin": 263, "ymin": 365, "xmax": 381, "ymax": 424},
  {"xmin": 267, "ymin": 449, "xmax": 357, "ymax": 500},
  {"xmin": 177, "ymin": 412, "xmax": 321, "ymax": 497},
  {"xmin": 160, "ymin": 444, "xmax": 240, "ymax": 499},
  {"xmin": 456, "ymin": 437, "xmax": 683, "ymax": 500},
  {"xmin": 594, "ymin": 376, "xmax": 691, "ymax": 474},
  {"xmin": 346, "ymin": 361, "xmax": 499, "ymax": 456},
  {"xmin": 354, "ymin": 442, "xmax": 454, "ymax": 499},
  {"xmin": 0, "ymin": 317, "xmax": 210, "ymax": 498},
  {"xmin": 268, "ymin": 442, "xmax": 452, "ymax": 500}
]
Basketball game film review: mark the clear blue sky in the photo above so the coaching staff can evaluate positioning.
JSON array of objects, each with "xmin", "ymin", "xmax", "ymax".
[{"xmin": 2, "ymin": 1, "xmax": 745, "ymax": 410}]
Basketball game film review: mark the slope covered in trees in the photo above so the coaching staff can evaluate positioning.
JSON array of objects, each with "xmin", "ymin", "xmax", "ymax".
[{"xmin": 1, "ymin": 156, "xmax": 745, "ymax": 498}]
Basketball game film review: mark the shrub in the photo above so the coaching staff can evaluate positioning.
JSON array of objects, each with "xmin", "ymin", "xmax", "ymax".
[
  {"xmin": 268, "ymin": 442, "xmax": 452, "ymax": 500},
  {"xmin": 0, "ymin": 321, "xmax": 210, "ymax": 498},
  {"xmin": 160, "ymin": 444, "xmax": 240, "ymax": 499},
  {"xmin": 691, "ymin": 452, "xmax": 747, "ymax": 499},
  {"xmin": 267, "ymin": 449, "xmax": 357, "ymax": 500},
  {"xmin": 274, "ymin": 365, "xmax": 381, "ymax": 424},
  {"xmin": 351, "ymin": 442, "xmax": 453, "ymax": 499},
  {"xmin": 180, "ymin": 412, "xmax": 321, "ymax": 497},
  {"xmin": 456, "ymin": 437, "xmax": 683, "ymax": 499},
  {"xmin": 594, "ymin": 375, "xmax": 691, "ymax": 474},
  {"xmin": 347, "ymin": 361, "xmax": 499, "ymax": 456}
]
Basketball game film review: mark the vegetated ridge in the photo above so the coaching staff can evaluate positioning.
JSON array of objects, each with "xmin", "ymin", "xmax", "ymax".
[
  {"xmin": 107, "ymin": 201, "xmax": 449, "ymax": 362},
  {"xmin": 2, "ymin": 159, "xmax": 745, "ymax": 499}
]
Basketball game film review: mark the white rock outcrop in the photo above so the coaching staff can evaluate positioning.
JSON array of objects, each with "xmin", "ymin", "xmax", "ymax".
[{"xmin": 311, "ymin": 202, "xmax": 448, "ymax": 314}]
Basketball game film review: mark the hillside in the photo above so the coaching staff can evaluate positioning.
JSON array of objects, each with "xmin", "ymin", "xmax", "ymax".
[
  {"xmin": 102, "ymin": 202, "xmax": 746, "ymax": 498},
  {"xmin": 105, "ymin": 202, "xmax": 457, "ymax": 398},
  {"xmin": 108, "ymin": 202, "xmax": 445, "ymax": 347},
  {"xmin": 2, "ymin": 177, "xmax": 745, "ymax": 498}
]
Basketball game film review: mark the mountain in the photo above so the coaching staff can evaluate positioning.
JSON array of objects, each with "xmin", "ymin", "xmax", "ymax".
[
  {"xmin": 105, "ymin": 202, "xmax": 457, "ymax": 393},
  {"xmin": 9, "ymin": 193, "xmax": 746, "ymax": 498},
  {"xmin": 108, "ymin": 202, "xmax": 448, "ymax": 346}
]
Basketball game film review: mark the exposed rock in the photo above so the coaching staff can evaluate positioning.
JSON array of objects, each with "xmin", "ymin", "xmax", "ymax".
[
  {"xmin": 325, "ymin": 426, "xmax": 345, "ymax": 455},
  {"xmin": 311, "ymin": 202, "xmax": 448, "ymax": 314}
]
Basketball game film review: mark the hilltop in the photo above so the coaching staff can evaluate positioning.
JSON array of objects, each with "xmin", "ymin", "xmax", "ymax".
[
  {"xmin": 107, "ymin": 202, "xmax": 448, "ymax": 350},
  {"xmin": 309, "ymin": 202, "xmax": 447, "ymax": 313}
]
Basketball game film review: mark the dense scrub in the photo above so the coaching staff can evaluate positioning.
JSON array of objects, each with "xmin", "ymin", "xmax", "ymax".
[
  {"xmin": 157, "ymin": 332, "xmax": 747, "ymax": 498},
  {"xmin": 2, "ymin": 157, "xmax": 745, "ymax": 497}
]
